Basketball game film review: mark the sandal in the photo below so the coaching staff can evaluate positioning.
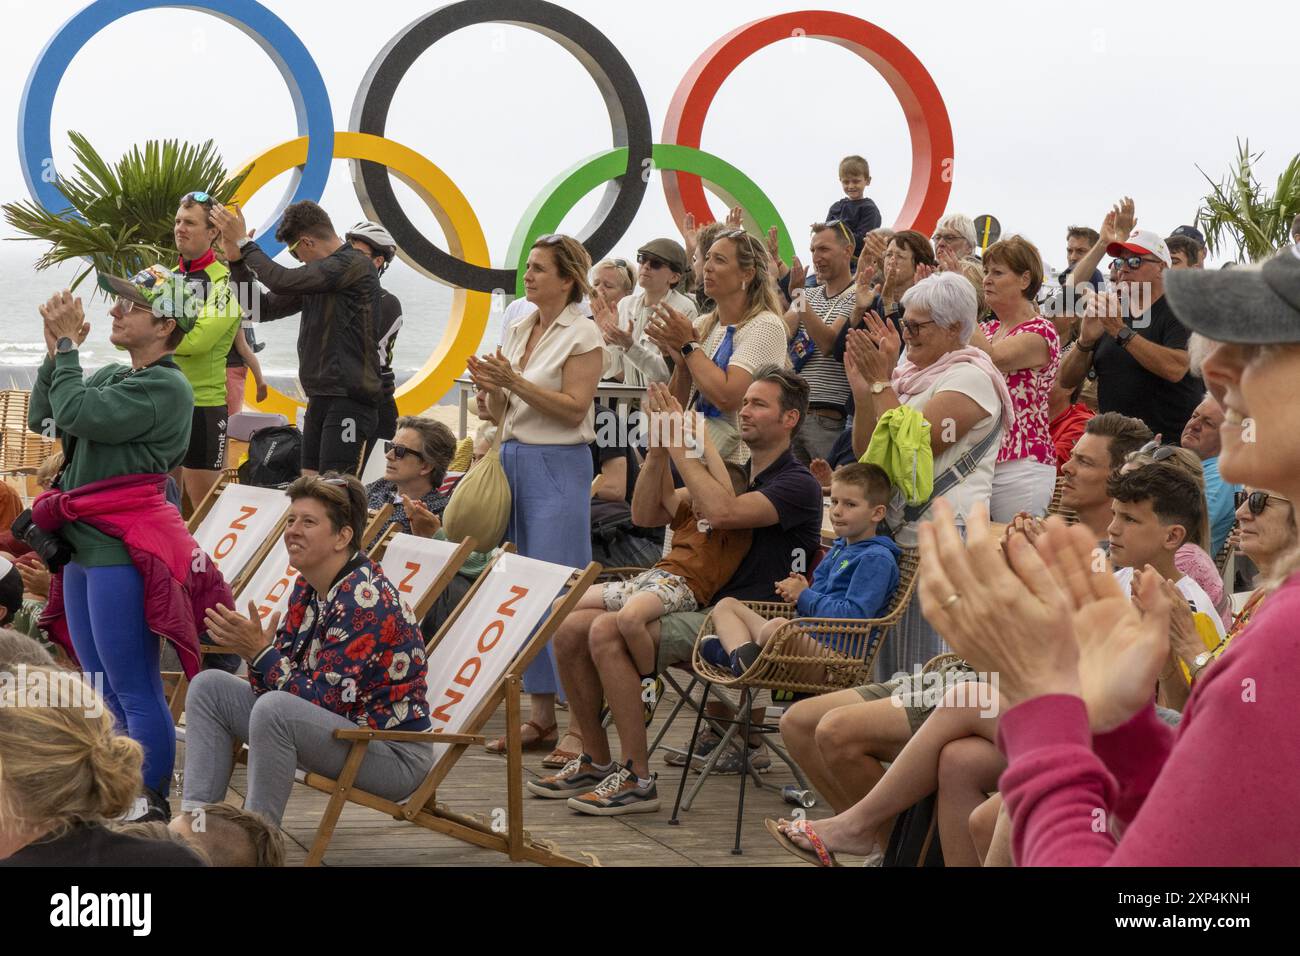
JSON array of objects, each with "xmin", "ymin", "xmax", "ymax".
[
  {"xmin": 484, "ymin": 720, "xmax": 558, "ymax": 755},
  {"xmin": 541, "ymin": 732, "xmax": 583, "ymax": 769},
  {"xmin": 764, "ymin": 818, "xmax": 841, "ymax": 867}
]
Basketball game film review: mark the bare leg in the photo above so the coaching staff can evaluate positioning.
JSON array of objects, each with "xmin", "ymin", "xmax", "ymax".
[
  {"xmin": 813, "ymin": 697, "xmax": 913, "ymax": 813},
  {"xmin": 552, "ymin": 608, "xmax": 610, "ymax": 764},
  {"xmin": 788, "ymin": 690, "xmax": 1000, "ymax": 856},
  {"xmin": 709, "ymin": 597, "xmax": 765, "ymax": 653},
  {"xmin": 984, "ymin": 800, "xmax": 1015, "ymax": 867},
  {"xmin": 615, "ymin": 591, "xmax": 667, "ymax": 675},
  {"xmin": 969, "ymin": 793, "xmax": 1002, "ymax": 865},
  {"xmin": 935, "ymin": 736, "xmax": 1004, "ymax": 867},
  {"xmin": 779, "ymin": 690, "xmax": 882, "ymax": 813},
  {"xmin": 590, "ymin": 613, "xmax": 654, "ymax": 778}
]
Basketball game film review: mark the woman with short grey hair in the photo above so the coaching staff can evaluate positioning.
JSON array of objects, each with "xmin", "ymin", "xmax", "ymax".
[
  {"xmin": 847, "ymin": 271, "xmax": 1012, "ymax": 676},
  {"xmin": 932, "ymin": 213, "xmax": 979, "ymax": 264}
]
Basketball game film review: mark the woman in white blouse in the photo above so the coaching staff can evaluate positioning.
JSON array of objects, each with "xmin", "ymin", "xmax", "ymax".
[
  {"xmin": 595, "ymin": 238, "xmax": 699, "ymax": 387},
  {"xmin": 466, "ymin": 234, "xmax": 604, "ymax": 754},
  {"xmin": 647, "ymin": 228, "xmax": 790, "ymax": 463}
]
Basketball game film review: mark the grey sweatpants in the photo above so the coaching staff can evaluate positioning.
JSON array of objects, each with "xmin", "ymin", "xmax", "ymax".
[{"xmin": 181, "ymin": 669, "xmax": 435, "ymax": 825}]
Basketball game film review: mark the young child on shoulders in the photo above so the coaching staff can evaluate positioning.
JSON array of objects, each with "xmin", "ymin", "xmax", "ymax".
[
  {"xmin": 826, "ymin": 155, "xmax": 883, "ymax": 259},
  {"xmin": 702, "ymin": 462, "xmax": 900, "ymax": 677}
]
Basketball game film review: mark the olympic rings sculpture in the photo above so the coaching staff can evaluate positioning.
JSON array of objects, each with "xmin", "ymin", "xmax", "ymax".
[{"xmin": 19, "ymin": 0, "xmax": 953, "ymax": 416}]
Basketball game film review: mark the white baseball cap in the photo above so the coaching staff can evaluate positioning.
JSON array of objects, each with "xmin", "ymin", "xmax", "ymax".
[{"xmin": 1106, "ymin": 228, "xmax": 1172, "ymax": 268}]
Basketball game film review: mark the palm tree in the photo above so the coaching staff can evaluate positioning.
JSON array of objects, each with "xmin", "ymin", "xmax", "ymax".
[
  {"xmin": 1197, "ymin": 140, "xmax": 1300, "ymax": 263},
  {"xmin": 2, "ymin": 131, "xmax": 249, "ymax": 292}
]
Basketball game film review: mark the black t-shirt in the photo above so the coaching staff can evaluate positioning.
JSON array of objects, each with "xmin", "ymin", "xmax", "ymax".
[
  {"xmin": 0, "ymin": 822, "xmax": 208, "ymax": 867},
  {"xmin": 715, "ymin": 449, "xmax": 824, "ymax": 603},
  {"xmin": 1092, "ymin": 294, "xmax": 1202, "ymax": 440},
  {"xmin": 589, "ymin": 405, "xmax": 639, "ymax": 506}
]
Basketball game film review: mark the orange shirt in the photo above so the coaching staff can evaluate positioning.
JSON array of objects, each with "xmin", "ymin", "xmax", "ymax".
[{"xmin": 655, "ymin": 501, "xmax": 752, "ymax": 606}]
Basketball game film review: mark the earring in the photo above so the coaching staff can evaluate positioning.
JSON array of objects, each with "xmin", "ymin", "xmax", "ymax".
[{"xmin": 742, "ymin": 281, "xmax": 748, "ymax": 291}]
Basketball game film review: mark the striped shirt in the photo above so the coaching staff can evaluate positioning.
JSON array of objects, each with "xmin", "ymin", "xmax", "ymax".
[{"xmin": 798, "ymin": 283, "xmax": 856, "ymax": 411}]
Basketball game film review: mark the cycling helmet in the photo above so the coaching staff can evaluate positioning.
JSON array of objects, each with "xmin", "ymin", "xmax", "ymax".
[{"xmin": 346, "ymin": 221, "xmax": 397, "ymax": 262}]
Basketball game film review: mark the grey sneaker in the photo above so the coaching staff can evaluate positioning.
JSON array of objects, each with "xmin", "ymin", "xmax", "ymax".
[
  {"xmin": 696, "ymin": 744, "xmax": 771, "ymax": 775},
  {"xmin": 663, "ymin": 730, "xmax": 721, "ymax": 767},
  {"xmin": 567, "ymin": 763, "xmax": 660, "ymax": 816},
  {"xmin": 526, "ymin": 754, "xmax": 615, "ymax": 799}
]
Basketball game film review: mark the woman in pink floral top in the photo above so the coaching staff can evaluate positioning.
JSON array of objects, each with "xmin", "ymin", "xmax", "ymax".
[{"xmin": 970, "ymin": 236, "xmax": 1061, "ymax": 521}]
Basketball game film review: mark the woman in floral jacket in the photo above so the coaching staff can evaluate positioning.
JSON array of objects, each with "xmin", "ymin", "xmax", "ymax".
[{"xmin": 180, "ymin": 474, "xmax": 434, "ymax": 826}]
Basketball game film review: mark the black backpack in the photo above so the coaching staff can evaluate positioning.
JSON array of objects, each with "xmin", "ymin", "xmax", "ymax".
[
  {"xmin": 882, "ymin": 794, "xmax": 945, "ymax": 867},
  {"xmin": 238, "ymin": 425, "xmax": 303, "ymax": 488}
]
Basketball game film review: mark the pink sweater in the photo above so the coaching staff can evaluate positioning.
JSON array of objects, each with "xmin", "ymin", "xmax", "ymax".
[{"xmin": 997, "ymin": 572, "xmax": 1300, "ymax": 865}]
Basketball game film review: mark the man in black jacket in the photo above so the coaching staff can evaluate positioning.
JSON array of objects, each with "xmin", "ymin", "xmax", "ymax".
[{"xmin": 213, "ymin": 200, "xmax": 381, "ymax": 476}]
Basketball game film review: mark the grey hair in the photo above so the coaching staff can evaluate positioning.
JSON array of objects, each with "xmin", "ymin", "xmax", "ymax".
[
  {"xmin": 936, "ymin": 213, "xmax": 978, "ymax": 250},
  {"xmin": 1187, "ymin": 332, "xmax": 1213, "ymax": 378},
  {"xmin": 900, "ymin": 272, "xmax": 978, "ymax": 342}
]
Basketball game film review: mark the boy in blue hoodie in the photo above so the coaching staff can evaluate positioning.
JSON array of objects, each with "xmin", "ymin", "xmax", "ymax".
[{"xmin": 702, "ymin": 462, "xmax": 900, "ymax": 677}]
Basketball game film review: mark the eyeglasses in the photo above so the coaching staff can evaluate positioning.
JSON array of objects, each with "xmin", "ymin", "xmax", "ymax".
[
  {"xmin": 384, "ymin": 440, "xmax": 424, "ymax": 461},
  {"xmin": 181, "ymin": 190, "xmax": 213, "ymax": 205},
  {"xmin": 932, "ymin": 232, "xmax": 965, "ymax": 245},
  {"xmin": 637, "ymin": 253, "xmax": 670, "ymax": 270},
  {"xmin": 1235, "ymin": 490, "xmax": 1289, "ymax": 515},
  {"xmin": 1112, "ymin": 254, "xmax": 1162, "ymax": 271},
  {"xmin": 900, "ymin": 318, "xmax": 935, "ymax": 337},
  {"xmin": 1125, "ymin": 438, "xmax": 1177, "ymax": 463}
]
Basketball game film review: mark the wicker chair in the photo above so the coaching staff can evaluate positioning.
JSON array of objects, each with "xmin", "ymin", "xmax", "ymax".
[
  {"xmin": 1046, "ymin": 473, "xmax": 1076, "ymax": 523},
  {"xmin": 669, "ymin": 548, "xmax": 921, "ymax": 854},
  {"xmin": 0, "ymin": 391, "xmax": 58, "ymax": 476}
]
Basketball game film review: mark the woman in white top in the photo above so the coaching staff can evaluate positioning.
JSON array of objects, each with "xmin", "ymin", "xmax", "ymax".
[
  {"xmin": 847, "ymin": 271, "xmax": 1012, "ymax": 677},
  {"xmin": 466, "ymin": 234, "xmax": 604, "ymax": 753},
  {"xmin": 647, "ymin": 229, "xmax": 790, "ymax": 463},
  {"xmin": 595, "ymin": 238, "xmax": 699, "ymax": 387}
]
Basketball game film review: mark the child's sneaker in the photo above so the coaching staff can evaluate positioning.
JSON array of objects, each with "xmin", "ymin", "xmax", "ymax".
[
  {"xmin": 698, "ymin": 635, "xmax": 730, "ymax": 669},
  {"xmin": 663, "ymin": 729, "xmax": 721, "ymax": 767},
  {"xmin": 699, "ymin": 742, "xmax": 772, "ymax": 775},
  {"xmin": 526, "ymin": 754, "xmax": 614, "ymax": 799},
  {"xmin": 567, "ymin": 762, "xmax": 660, "ymax": 816},
  {"xmin": 729, "ymin": 642, "xmax": 762, "ymax": 677}
]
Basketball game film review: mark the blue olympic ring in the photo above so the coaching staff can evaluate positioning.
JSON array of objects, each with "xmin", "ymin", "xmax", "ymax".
[{"xmin": 19, "ymin": 0, "xmax": 333, "ymax": 260}]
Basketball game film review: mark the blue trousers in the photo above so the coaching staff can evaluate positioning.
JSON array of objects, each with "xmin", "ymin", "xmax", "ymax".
[
  {"xmin": 63, "ymin": 562, "xmax": 173, "ymax": 795},
  {"xmin": 500, "ymin": 440, "xmax": 593, "ymax": 698}
]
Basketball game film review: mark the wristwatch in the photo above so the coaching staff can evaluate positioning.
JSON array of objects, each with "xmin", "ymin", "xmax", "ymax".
[
  {"xmin": 1115, "ymin": 326, "xmax": 1136, "ymax": 349},
  {"xmin": 680, "ymin": 341, "xmax": 697, "ymax": 357},
  {"xmin": 1188, "ymin": 650, "xmax": 1214, "ymax": 680},
  {"xmin": 55, "ymin": 336, "xmax": 75, "ymax": 355},
  {"xmin": 870, "ymin": 380, "xmax": 891, "ymax": 394}
]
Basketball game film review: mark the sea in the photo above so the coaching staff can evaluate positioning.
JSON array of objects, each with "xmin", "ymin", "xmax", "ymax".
[{"xmin": 0, "ymin": 245, "xmax": 510, "ymax": 404}]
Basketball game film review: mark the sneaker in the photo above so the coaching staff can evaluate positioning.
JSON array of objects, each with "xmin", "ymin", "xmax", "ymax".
[
  {"xmin": 567, "ymin": 763, "xmax": 660, "ymax": 816},
  {"xmin": 729, "ymin": 642, "xmax": 761, "ymax": 677},
  {"xmin": 597, "ymin": 674, "xmax": 665, "ymax": 729},
  {"xmin": 663, "ymin": 729, "xmax": 721, "ymax": 767},
  {"xmin": 698, "ymin": 635, "xmax": 729, "ymax": 669},
  {"xmin": 526, "ymin": 754, "xmax": 615, "ymax": 799},
  {"xmin": 697, "ymin": 743, "xmax": 771, "ymax": 775},
  {"xmin": 120, "ymin": 786, "xmax": 171, "ymax": 823}
]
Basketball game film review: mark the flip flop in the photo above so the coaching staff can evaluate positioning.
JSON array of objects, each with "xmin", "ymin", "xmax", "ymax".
[
  {"xmin": 541, "ymin": 732, "xmax": 583, "ymax": 769},
  {"xmin": 764, "ymin": 817, "xmax": 841, "ymax": 867},
  {"xmin": 484, "ymin": 720, "xmax": 558, "ymax": 755}
]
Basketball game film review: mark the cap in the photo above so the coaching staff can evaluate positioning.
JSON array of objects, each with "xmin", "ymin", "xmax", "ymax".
[
  {"xmin": 1164, "ymin": 245, "xmax": 1300, "ymax": 344},
  {"xmin": 97, "ymin": 265, "xmax": 201, "ymax": 333},
  {"xmin": 1170, "ymin": 224, "xmax": 1207, "ymax": 248},
  {"xmin": 1106, "ymin": 228, "xmax": 1172, "ymax": 268},
  {"xmin": 636, "ymin": 238, "xmax": 688, "ymax": 273}
]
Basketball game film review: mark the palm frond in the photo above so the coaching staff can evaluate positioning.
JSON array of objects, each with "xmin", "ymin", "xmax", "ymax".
[{"xmin": 1198, "ymin": 138, "xmax": 1300, "ymax": 263}]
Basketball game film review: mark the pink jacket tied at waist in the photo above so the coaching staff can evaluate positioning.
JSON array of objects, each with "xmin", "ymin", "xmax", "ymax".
[{"xmin": 34, "ymin": 473, "xmax": 234, "ymax": 679}]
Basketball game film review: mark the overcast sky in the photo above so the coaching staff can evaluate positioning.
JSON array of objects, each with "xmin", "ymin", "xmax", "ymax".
[{"xmin": 2, "ymin": 0, "xmax": 1296, "ymax": 275}]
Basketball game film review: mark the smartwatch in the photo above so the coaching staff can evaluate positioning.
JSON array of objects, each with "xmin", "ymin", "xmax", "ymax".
[
  {"xmin": 680, "ymin": 342, "xmax": 697, "ymax": 357},
  {"xmin": 1115, "ymin": 326, "xmax": 1136, "ymax": 349},
  {"xmin": 56, "ymin": 336, "xmax": 75, "ymax": 355}
]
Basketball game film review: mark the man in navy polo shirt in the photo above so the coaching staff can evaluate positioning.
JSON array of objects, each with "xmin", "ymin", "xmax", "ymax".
[{"xmin": 544, "ymin": 367, "xmax": 823, "ymax": 814}]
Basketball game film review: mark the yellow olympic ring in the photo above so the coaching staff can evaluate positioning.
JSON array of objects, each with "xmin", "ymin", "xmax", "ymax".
[{"xmin": 227, "ymin": 131, "xmax": 492, "ymax": 418}]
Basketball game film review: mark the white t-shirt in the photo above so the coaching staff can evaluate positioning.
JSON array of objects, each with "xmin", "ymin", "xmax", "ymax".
[
  {"xmin": 609, "ymin": 288, "xmax": 699, "ymax": 387},
  {"xmin": 1113, "ymin": 566, "xmax": 1227, "ymax": 642},
  {"xmin": 886, "ymin": 363, "xmax": 1001, "ymax": 549}
]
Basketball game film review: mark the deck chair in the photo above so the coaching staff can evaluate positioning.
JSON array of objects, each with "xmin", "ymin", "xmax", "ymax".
[
  {"xmin": 294, "ymin": 550, "xmax": 601, "ymax": 866},
  {"xmin": 669, "ymin": 549, "xmax": 922, "ymax": 854},
  {"xmin": 371, "ymin": 531, "xmax": 477, "ymax": 621},
  {"xmin": 0, "ymin": 390, "xmax": 59, "ymax": 476},
  {"xmin": 189, "ymin": 477, "xmax": 292, "ymax": 594}
]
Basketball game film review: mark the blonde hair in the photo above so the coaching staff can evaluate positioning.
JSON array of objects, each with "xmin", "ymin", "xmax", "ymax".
[
  {"xmin": 0, "ymin": 666, "xmax": 142, "ymax": 837},
  {"xmin": 181, "ymin": 804, "xmax": 286, "ymax": 867},
  {"xmin": 839, "ymin": 155, "xmax": 870, "ymax": 180},
  {"xmin": 35, "ymin": 451, "xmax": 64, "ymax": 488},
  {"xmin": 697, "ymin": 229, "xmax": 785, "ymax": 341},
  {"xmin": 591, "ymin": 258, "xmax": 635, "ymax": 295},
  {"xmin": 531, "ymin": 234, "xmax": 593, "ymax": 306}
]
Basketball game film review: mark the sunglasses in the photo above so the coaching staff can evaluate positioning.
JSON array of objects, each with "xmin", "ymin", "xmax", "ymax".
[
  {"xmin": 1112, "ymin": 255, "xmax": 1161, "ymax": 271},
  {"xmin": 637, "ymin": 252, "xmax": 671, "ymax": 270},
  {"xmin": 1235, "ymin": 490, "xmax": 1288, "ymax": 515},
  {"xmin": 287, "ymin": 236, "xmax": 309, "ymax": 261},
  {"xmin": 384, "ymin": 441, "xmax": 424, "ymax": 461},
  {"xmin": 1125, "ymin": 438, "xmax": 1177, "ymax": 463}
]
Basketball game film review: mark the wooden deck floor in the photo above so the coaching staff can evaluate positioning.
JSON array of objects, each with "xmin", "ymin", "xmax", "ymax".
[{"xmin": 185, "ymin": 682, "xmax": 855, "ymax": 867}]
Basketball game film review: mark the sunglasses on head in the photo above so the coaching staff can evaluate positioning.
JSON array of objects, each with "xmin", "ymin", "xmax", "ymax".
[
  {"xmin": 182, "ymin": 190, "xmax": 213, "ymax": 205},
  {"xmin": 821, "ymin": 219, "xmax": 853, "ymax": 245},
  {"xmin": 1125, "ymin": 438, "xmax": 1176, "ymax": 463},
  {"xmin": 1235, "ymin": 490, "xmax": 1288, "ymax": 515},
  {"xmin": 384, "ymin": 440, "xmax": 424, "ymax": 461},
  {"xmin": 536, "ymin": 233, "xmax": 566, "ymax": 245}
]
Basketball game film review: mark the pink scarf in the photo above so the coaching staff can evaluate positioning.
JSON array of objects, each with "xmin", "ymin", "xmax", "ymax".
[{"xmin": 890, "ymin": 346, "xmax": 1014, "ymax": 430}]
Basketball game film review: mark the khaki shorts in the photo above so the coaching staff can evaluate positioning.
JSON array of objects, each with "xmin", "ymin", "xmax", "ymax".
[
  {"xmin": 602, "ymin": 568, "xmax": 699, "ymax": 615},
  {"xmin": 854, "ymin": 665, "xmax": 980, "ymax": 736},
  {"xmin": 655, "ymin": 610, "xmax": 707, "ymax": 671}
]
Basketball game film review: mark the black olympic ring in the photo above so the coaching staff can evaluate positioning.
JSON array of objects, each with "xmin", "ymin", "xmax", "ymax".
[{"xmin": 351, "ymin": 0, "xmax": 654, "ymax": 294}]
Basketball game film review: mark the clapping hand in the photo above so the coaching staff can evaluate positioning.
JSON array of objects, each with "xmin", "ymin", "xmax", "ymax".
[
  {"xmin": 767, "ymin": 225, "xmax": 789, "ymax": 278},
  {"xmin": 39, "ymin": 291, "xmax": 90, "ymax": 355},
  {"xmin": 1084, "ymin": 288, "xmax": 1125, "ymax": 338},
  {"xmin": 1100, "ymin": 197, "xmax": 1137, "ymax": 246},
  {"xmin": 402, "ymin": 493, "xmax": 442, "ymax": 538},
  {"xmin": 644, "ymin": 382, "xmax": 687, "ymax": 454},
  {"xmin": 205, "ymin": 600, "xmax": 280, "ymax": 661},
  {"xmin": 593, "ymin": 290, "xmax": 633, "ymax": 348},
  {"xmin": 466, "ymin": 349, "xmax": 517, "ymax": 394},
  {"xmin": 724, "ymin": 206, "xmax": 744, "ymax": 229},
  {"xmin": 775, "ymin": 573, "xmax": 809, "ymax": 604},
  {"xmin": 16, "ymin": 560, "xmax": 51, "ymax": 599},
  {"xmin": 936, "ymin": 245, "xmax": 961, "ymax": 274},
  {"xmin": 211, "ymin": 203, "xmax": 250, "ymax": 258},
  {"xmin": 645, "ymin": 301, "xmax": 697, "ymax": 355},
  {"xmin": 809, "ymin": 458, "xmax": 834, "ymax": 489},
  {"xmin": 787, "ymin": 256, "xmax": 808, "ymax": 306}
]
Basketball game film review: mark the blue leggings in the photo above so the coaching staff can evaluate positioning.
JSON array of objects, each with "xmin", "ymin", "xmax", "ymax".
[{"xmin": 62, "ymin": 562, "xmax": 173, "ymax": 794}]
